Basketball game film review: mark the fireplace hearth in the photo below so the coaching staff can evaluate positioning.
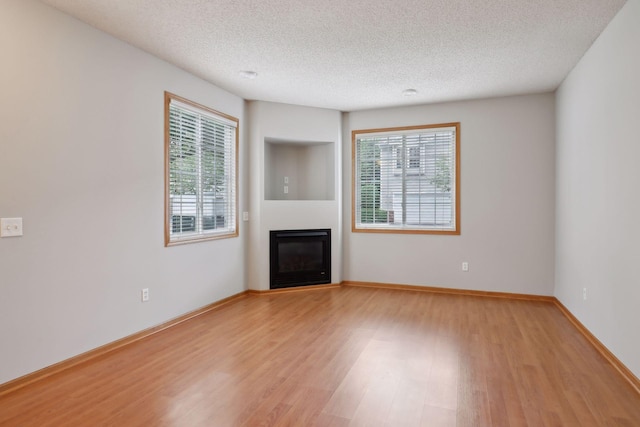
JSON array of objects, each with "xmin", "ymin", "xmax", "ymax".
[{"xmin": 270, "ymin": 229, "xmax": 331, "ymax": 289}]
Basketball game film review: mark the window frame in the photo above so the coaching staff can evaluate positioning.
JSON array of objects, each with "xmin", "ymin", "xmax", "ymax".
[
  {"xmin": 164, "ymin": 91, "xmax": 239, "ymax": 246},
  {"xmin": 351, "ymin": 122, "xmax": 460, "ymax": 235}
]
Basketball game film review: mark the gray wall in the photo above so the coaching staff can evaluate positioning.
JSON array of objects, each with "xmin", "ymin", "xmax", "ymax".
[
  {"xmin": 0, "ymin": 0, "xmax": 247, "ymax": 384},
  {"xmin": 556, "ymin": 0, "xmax": 640, "ymax": 377},
  {"xmin": 343, "ymin": 94, "xmax": 556, "ymax": 295}
]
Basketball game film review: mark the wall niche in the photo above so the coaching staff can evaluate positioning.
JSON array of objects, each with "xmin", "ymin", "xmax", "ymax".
[{"xmin": 264, "ymin": 138, "xmax": 335, "ymax": 201}]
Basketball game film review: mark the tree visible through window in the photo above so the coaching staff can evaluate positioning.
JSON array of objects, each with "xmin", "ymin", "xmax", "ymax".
[
  {"xmin": 165, "ymin": 92, "xmax": 238, "ymax": 245},
  {"xmin": 352, "ymin": 123, "xmax": 460, "ymax": 234}
]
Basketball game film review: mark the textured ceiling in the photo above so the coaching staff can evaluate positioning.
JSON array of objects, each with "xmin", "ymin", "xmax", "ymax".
[{"xmin": 39, "ymin": 0, "xmax": 627, "ymax": 111}]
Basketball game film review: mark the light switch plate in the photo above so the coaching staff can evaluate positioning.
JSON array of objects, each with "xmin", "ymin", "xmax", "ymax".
[{"xmin": 1, "ymin": 218, "xmax": 23, "ymax": 237}]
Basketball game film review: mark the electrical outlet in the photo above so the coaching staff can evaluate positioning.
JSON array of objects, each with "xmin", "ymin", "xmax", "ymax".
[
  {"xmin": 462, "ymin": 262, "xmax": 469, "ymax": 272},
  {"xmin": 141, "ymin": 288, "xmax": 150, "ymax": 302},
  {"xmin": 0, "ymin": 218, "xmax": 23, "ymax": 237},
  {"xmin": 284, "ymin": 186, "xmax": 289, "ymax": 194},
  {"xmin": 583, "ymin": 287, "xmax": 587, "ymax": 301}
]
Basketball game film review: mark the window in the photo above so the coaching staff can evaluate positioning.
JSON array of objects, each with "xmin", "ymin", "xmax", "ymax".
[
  {"xmin": 165, "ymin": 92, "xmax": 238, "ymax": 245},
  {"xmin": 408, "ymin": 146, "xmax": 421, "ymax": 169},
  {"xmin": 352, "ymin": 123, "xmax": 460, "ymax": 234}
]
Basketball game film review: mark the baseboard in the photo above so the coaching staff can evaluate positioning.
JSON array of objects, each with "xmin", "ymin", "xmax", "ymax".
[
  {"xmin": 248, "ymin": 283, "xmax": 341, "ymax": 295},
  {"xmin": 341, "ymin": 280, "xmax": 556, "ymax": 302},
  {"xmin": 0, "ymin": 290, "xmax": 249, "ymax": 397},
  {"xmin": 552, "ymin": 298, "xmax": 640, "ymax": 395}
]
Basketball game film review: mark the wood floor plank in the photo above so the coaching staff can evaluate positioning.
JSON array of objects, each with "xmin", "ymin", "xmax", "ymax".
[
  {"xmin": 420, "ymin": 404, "xmax": 456, "ymax": 427},
  {"xmin": 1, "ymin": 286, "xmax": 639, "ymax": 426}
]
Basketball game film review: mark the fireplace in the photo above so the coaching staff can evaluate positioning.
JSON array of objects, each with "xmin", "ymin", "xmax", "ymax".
[{"xmin": 270, "ymin": 229, "xmax": 331, "ymax": 289}]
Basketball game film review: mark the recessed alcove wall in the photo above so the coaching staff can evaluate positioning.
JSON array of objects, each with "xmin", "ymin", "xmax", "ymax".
[
  {"xmin": 264, "ymin": 139, "xmax": 335, "ymax": 201},
  {"xmin": 248, "ymin": 101, "xmax": 342, "ymax": 291}
]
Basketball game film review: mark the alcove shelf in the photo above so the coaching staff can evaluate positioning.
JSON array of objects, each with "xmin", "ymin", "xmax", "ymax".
[{"xmin": 264, "ymin": 137, "xmax": 335, "ymax": 201}]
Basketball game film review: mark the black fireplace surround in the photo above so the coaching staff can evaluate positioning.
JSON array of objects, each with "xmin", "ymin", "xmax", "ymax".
[{"xmin": 270, "ymin": 229, "xmax": 331, "ymax": 289}]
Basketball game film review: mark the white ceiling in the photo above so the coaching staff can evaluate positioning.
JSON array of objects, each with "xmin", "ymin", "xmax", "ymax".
[{"xmin": 39, "ymin": 0, "xmax": 627, "ymax": 112}]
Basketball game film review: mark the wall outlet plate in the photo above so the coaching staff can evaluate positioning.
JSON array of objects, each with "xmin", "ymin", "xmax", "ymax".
[{"xmin": 1, "ymin": 218, "xmax": 23, "ymax": 237}]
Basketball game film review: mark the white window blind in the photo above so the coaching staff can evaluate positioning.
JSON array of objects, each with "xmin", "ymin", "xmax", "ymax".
[
  {"xmin": 165, "ymin": 93, "xmax": 238, "ymax": 245},
  {"xmin": 353, "ymin": 123, "xmax": 459, "ymax": 234}
]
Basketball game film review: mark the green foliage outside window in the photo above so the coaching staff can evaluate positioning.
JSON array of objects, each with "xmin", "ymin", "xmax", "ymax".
[
  {"xmin": 429, "ymin": 156, "xmax": 452, "ymax": 193},
  {"xmin": 358, "ymin": 141, "xmax": 389, "ymax": 223}
]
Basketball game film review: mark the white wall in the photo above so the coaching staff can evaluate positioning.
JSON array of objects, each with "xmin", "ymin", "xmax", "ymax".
[
  {"xmin": 343, "ymin": 94, "xmax": 556, "ymax": 295},
  {"xmin": 0, "ymin": 0, "xmax": 247, "ymax": 384},
  {"xmin": 248, "ymin": 101, "xmax": 342, "ymax": 290},
  {"xmin": 556, "ymin": 0, "xmax": 640, "ymax": 377},
  {"xmin": 300, "ymin": 144, "xmax": 335, "ymax": 201}
]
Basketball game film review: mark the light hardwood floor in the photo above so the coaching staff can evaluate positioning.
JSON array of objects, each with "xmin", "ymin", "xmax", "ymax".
[{"xmin": 1, "ymin": 285, "xmax": 639, "ymax": 426}]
